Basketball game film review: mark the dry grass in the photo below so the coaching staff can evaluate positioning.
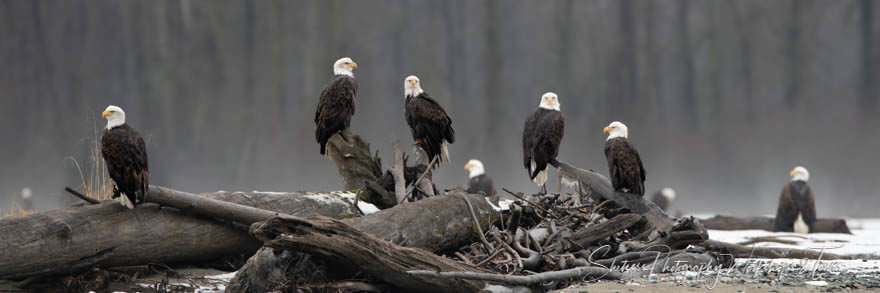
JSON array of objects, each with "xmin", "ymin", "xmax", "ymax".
[
  {"xmin": 67, "ymin": 121, "xmax": 114, "ymax": 201},
  {"xmin": 2, "ymin": 199, "xmax": 32, "ymax": 217},
  {"xmin": 2, "ymin": 120, "xmax": 112, "ymax": 218}
]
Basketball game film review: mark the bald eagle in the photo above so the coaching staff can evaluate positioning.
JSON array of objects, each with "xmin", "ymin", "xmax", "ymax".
[
  {"xmin": 315, "ymin": 57, "xmax": 358, "ymax": 155},
  {"xmin": 404, "ymin": 75, "xmax": 455, "ymax": 167},
  {"xmin": 774, "ymin": 166, "xmax": 816, "ymax": 234},
  {"xmin": 650, "ymin": 187, "xmax": 676, "ymax": 211},
  {"xmin": 101, "ymin": 105, "xmax": 149, "ymax": 209},
  {"xmin": 522, "ymin": 92, "xmax": 565, "ymax": 191},
  {"xmin": 464, "ymin": 159, "xmax": 496, "ymax": 196},
  {"xmin": 603, "ymin": 121, "xmax": 645, "ymax": 196}
]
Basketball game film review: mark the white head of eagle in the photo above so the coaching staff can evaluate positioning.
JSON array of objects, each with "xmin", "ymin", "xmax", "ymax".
[
  {"xmin": 661, "ymin": 187, "xmax": 676, "ymax": 201},
  {"xmin": 102, "ymin": 105, "xmax": 126, "ymax": 130},
  {"xmin": 333, "ymin": 57, "xmax": 357, "ymax": 77},
  {"xmin": 790, "ymin": 166, "xmax": 809, "ymax": 182},
  {"xmin": 539, "ymin": 92, "xmax": 560, "ymax": 111},
  {"xmin": 603, "ymin": 121, "xmax": 629, "ymax": 140},
  {"xmin": 404, "ymin": 75, "xmax": 424, "ymax": 97},
  {"xmin": 464, "ymin": 159, "xmax": 485, "ymax": 178}
]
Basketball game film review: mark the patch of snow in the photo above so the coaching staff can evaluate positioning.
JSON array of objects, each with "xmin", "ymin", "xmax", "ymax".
[
  {"xmin": 805, "ymin": 280, "xmax": 828, "ymax": 286},
  {"xmin": 247, "ymin": 191, "xmax": 290, "ymax": 195},
  {"xmin": 357, "ymin": 201, "xmax": 380, "ymax": 214},
  {"xmin": 305, "ymin": 191, "xmax": 358, "ymax": 207},
  {"xmin": 708, "ymin": 218, "xmax": 880, "ymax": 257}
]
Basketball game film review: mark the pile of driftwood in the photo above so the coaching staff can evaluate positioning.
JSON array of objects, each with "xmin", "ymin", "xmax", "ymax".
[{"xmin": 0, "ymin": 132, "xmax": 854, "ymax": 292}]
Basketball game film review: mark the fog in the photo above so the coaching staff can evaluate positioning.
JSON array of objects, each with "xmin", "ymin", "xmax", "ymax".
[{"xmin": 1, "ymin": 0, "xmax": 878, "ymax": 216}]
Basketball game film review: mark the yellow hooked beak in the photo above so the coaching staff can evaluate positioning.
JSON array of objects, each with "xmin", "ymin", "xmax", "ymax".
[
  {"xmin": 603, "ymin": 126, "xmax": 612, "ymax": 133},
  {"xmin": 790, "ymin": 170, "xmax": 797, "ymax": 176},
  {"xmin": 349, "ymin": 62, "xmax": 358, "ymax": 69},
  {"xmin": 464, "ymin": 163, "xmax": 472, "ymax": 170},
  {"xmin": 102, "ymin": 110, "xmax": 112, "ymax": 118},
  {"xmin": 409, "ymin": 80, "xmax": 417, "ymax": 85}
]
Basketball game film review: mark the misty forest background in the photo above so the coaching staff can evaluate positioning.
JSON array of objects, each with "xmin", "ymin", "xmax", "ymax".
[{"xmin": 1, "ymin": 0, "xmax": 878, "ymax": 217}]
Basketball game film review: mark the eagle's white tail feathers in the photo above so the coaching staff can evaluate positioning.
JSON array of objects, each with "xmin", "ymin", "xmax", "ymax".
[
  {"xmin": 534, "ymin": 169, "xmax": 548, "ymax": 186},
  {"xmin": 794, "ymin": 212, "xmax": 809, "ymax": 234},
  {"xmin": 441, "ymin": 141, "xmax": 450, "ymax": 163},
  {"xmin": 120, "ymin": 195, "xmax": 135, "ymax": 209}
]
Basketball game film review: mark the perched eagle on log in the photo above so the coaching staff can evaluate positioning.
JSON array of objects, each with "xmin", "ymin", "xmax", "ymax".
[
  {"xmin": 315, "ymin": 57, "xmax": 358, "ymax": 155},
  {"xmin": 774, "ymin": 166, "xmax": 816, "ymax": 234},
  {"xmin": 522, "ymin": 92, "xmax": 565, "ymax": 192},
  {"xmin": 603, "ymin": 121, "xmax": 646, "ymax": 196},
  {"xmin": 404, "ymin": 75, "xmax": 455, "ymax": 167},
  {"xmin": 464, "ymin": 159, "xmax": 496, "ymax": 196},
  {"xmin": 101, "ymin": 105, "xmax": 149, "ymax": 209},
  {"xmin": 650, "ymin": 187, "xmax": 676, "ymax": 211}
]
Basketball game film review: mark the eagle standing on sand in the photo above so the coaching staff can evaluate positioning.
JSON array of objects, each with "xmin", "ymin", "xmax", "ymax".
[
  {"xmin": 603, "ymin": 121, "xmax": 646, "ymax": 196},
  {"xmin": 101, "ymin": 105, "xmax": 149, "ymax": 209},
  {"xmin": 404, "ymin": 75, "xmax": 455, "ymax": 168},
  {"xmin": 464, "ymin": 159, "xmax": 496, "ymax": 196},
  {"xmin": 522, "ymin": 92, "xmax": 565, "ymax": 193},
  {"xmin": 774, "ymin": 166, "xmax": 816, "ymax": 234},
  {"xmin": 315, "ymin": 57, "xmax": 358, "ymax": 155}
]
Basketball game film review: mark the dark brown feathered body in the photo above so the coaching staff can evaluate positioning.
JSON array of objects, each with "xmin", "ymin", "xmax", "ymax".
[
  {"xmin": 315, "ymin": 74, "xmax": 358, "ymax": 154},
  {"xmin": 405, "ymin": 92, "xmax": 454, "ymax": 168},
  {"xmin": 650, "ymin": 190, "xmax": 671, "ymax": 211},
  {"xmin": 467, "ymin": 174, "xmax": 497, "ymax": 196},
  {"xmin": 522, "ymin": 108, "xmax": 565, "ymax": 180},
  {"xmin": 101, "ymin": 124, "xmax": 149, "ymax": 206},
  {"xmin": 773, "ymin": 180, "xmax": 816, "ymax": 233},
  {"xmin": 604, "ymin": 137, "xmax": 645, "ymax": 196}
]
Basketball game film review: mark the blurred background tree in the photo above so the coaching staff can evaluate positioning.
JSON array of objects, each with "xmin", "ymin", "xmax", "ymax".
[{"xmin": 1, "ymin": 0, "xmax": 877, "ymax": 216}]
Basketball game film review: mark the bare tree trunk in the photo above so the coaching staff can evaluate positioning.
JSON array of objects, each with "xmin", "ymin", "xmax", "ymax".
[{"xmin": 326, "ymin": 130, "xmax": 383, "ymax": 190}]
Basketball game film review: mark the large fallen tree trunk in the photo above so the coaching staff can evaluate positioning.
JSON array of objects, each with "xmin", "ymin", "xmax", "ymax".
[
  {"xmin": 0, "ymin": 187, "xmax": 358, "ymax": 280},
  {"xmin": 701, "ymin": 215, "xmax": 852, "ymax": 234},
  {"xmin": 249, "ymin": 215, "xmax": 493, "ymax": 292},
  {"xmin": 552, "ymin": 160, "xmax": 678, "ymax": 233},
  {"xmin": 228, "ymin": 191, "xmax": 499, "ymax": 292}
]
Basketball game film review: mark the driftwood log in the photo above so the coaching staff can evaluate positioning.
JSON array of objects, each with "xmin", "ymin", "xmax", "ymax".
[
  {"xmin": 702, "ymin": 215, "xmax": 852, "ymax": 234},
  {"xmin": 251, "ymin": 215, "xmax": 490, "ymax": 292},
  {"xmin": 228, "ymin": 191, "xmax": 499, "ymax": 292},
  {"xmin": 325, "ymin": 130, "xmax": 384, "ymax": 191},
  {"xmin": 702, "ymin": 240, "xmax": 852, "ymax": 260},
  {"xmin": 552, "ymin": 160, "xmax": 678, "ymax": 233},
  {"xmin": 0, "ymin": 187, "xmax": 358, "ymax": 280}
]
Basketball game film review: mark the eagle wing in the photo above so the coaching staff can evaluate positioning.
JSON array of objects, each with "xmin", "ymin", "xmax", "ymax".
[
  {"xmin": 522, "ymin": 110, "xmax": 564, "ymax": 174},
  {"xmin": 605, "ymin": 138, "xmax": 645, "ymax": 195},
  {"xmin": 406, "ymin": 93, "xmax": 454, "ymax": 165},
  {"xmin": 102, "ymin": 126, "xmax": 149, "ymax": 204},
  {"xmin": 315, "ymin": 75, "xmax": 357, "ymax": 154},
  {"xmin": 773, "ymin": 182, "xmax": 797, "ymax": 232}
]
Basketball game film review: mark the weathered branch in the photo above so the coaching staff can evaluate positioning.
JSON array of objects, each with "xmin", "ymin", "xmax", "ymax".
[
  {"xmin": 701, "ymin": 240, "xmax": 852, "ymax": 260},
  {"xmin": 407, "ymin": 266, "xmax": 621, "ymax": 286},
  {"xmin": 326, "ymin": 130, "xmax": 383, "ymax": 191},
  {"xmin": 551, "ymin": 160, "xmax": 677, "ymax": 233},
  {"xmin": 567, "ymin": 213, "xmax": 642, "ymax": 251},
  {"xmin": 251, "ymin": 215, "xmax": 490, "ymax": 292},
  {"xmin": 229, "ymin": 191, "xmax": 500, "ymax": 292},
  {"xmin": 392, "ymin": 139, "xmax": 407, "ymax": 204},
  {"xmin": 64, "ymin": 187, "xmax": 100, "ymax": 205}
]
